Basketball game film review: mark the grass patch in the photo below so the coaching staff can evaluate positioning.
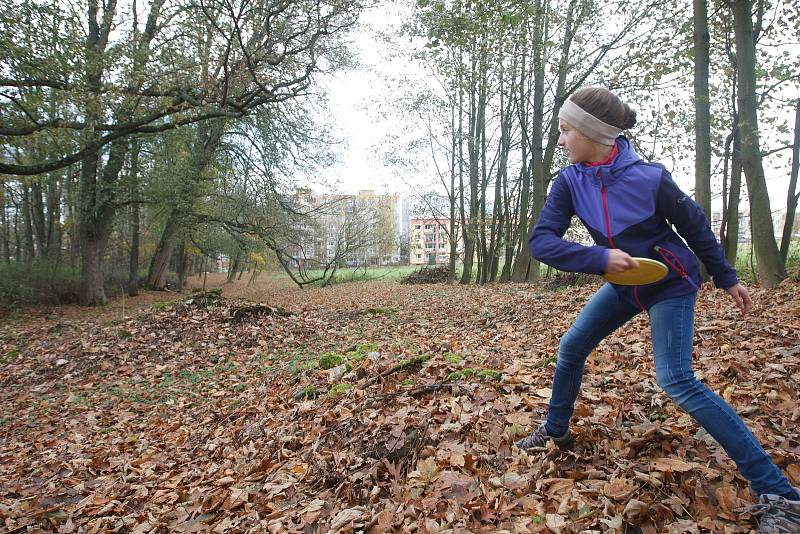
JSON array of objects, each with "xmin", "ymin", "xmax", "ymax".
[
  {"xmin": 536, "ymin": 355, "xmax": 558, "ymax": 368},
  {"xmin": 300, "ymin": 266, "xmax": 420, "ymax": 286},
  {"xmin": 476, "ymin": 369, "xmax": 502, "ymax": 381},
  {"xmin": 446, "ymin": 367, "xmax": 501, "ymax": 381},
  {"xmin": 328, "ymin": 383, "xmax": 352, "ymax": 397},
  {"xmin": 319, "ymin": 352, "xmax": 345, "ymax": 370},
  {"xmin": 444, "ymin": 352, "xmax": 463, "ymax": 364},
  {"xmin": 446, "ymin": 367, "xmax": 476, "ymax": 381},
  {"xmin": 345, "ymin": 342, "xmax": 379, "ymax": 361},
  {"xmin": 507, "ymin": 423, "xmax": 524, "ymax": 439},
  {"xmin": 1, "ymin": 349, "xmax": 19, "ymax": 365}
]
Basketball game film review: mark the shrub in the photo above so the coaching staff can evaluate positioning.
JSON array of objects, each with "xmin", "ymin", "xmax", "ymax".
[{"xmin": 0, "ymin": 261, "xmax": 81, "ymax": 307}]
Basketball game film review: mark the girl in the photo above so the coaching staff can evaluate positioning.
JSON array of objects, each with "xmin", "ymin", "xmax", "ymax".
[{"xmin": 514, "ymin": 86, "xmax": 799, "ymax": 532}]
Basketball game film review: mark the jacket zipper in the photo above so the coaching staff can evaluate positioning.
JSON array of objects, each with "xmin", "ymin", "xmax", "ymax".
[
  {"xmin": 599, "ymin": 172, "xmax": 616, "ymax": 249},
  {"xmin": 600, "ymin": 169, "xmax": 646, "ymax": 310},
  {"xmin": 654, "ymin": 245, "xmax": 699, "ymax": 291}
]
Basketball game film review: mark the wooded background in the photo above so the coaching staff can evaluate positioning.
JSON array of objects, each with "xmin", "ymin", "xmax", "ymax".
[{"xmin": 0, "ymin": 0, "xmax": 798, "ymax": 306}]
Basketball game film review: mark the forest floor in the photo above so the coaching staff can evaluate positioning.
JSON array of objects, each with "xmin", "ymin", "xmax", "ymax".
[{"xmin": 1, "ymin": 273, "xmax": 799, "ymax": 533}]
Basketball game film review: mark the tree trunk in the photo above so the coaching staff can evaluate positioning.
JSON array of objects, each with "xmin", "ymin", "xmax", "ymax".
[
  {"xmin": 80, "ymin": 232, "xmax": 107, "ymax": 306},
  {"xmin": 460, "ymin": 44, "xmax": 480, "ymax": 285},
  {"xmin": 0, "ymin": 186, "xmax": 9, "ymax": 263},
  {"xmin": 448, "ymin": 83, "xmax": 460, "ymax": 283},
  {"xmin": 45, "ymin": 173, "xmax": 61, "ymax": 261},
  {"xmin": 779, "ymin": 99, "xmax": 799, "ymax": 264},
  {"xmin": 147, "ymin": 213, "xmax": 180, "ymax": 289},
  {"xmin": 526, "ymin": 4, "xmax": 546, "ymax": 283},
  {"xmin": 694, "ymin": 0, "xmax": 711, "ymax": 280},
  {"xmin": 76, "ymin": 0, "xmax": 119, "ymax": 305},
  {"xmin": 720, "ymin": 122, "xmax": 743, "ymax": 265},
  {"xmin": 30, "ymin": 179, "xmax": 47, "ymax": 259},
  {"xmin": 731, "ymin": 0, "xmax": 785, "ymax": 286},
  {"xmin": 21, "ymin": 183, "xmax": 35, "ymax": 262},
  {"xmin": 78, "ymin": 141, "xmax": 126, "ymax": 305},
  {"xmin": 128, "ymin": 138, "xmax": 141, "ymax": 296},
  {"xmin": 176, "ymin": 239, "xmax": 188, "ymax": 291},
  {"xmin": 510, "ymin": 10, "xmax": 533, "ymax": 283},
  {"xmin": 227, "ymin": 250, "xmax": 241, "ymax": 282}
]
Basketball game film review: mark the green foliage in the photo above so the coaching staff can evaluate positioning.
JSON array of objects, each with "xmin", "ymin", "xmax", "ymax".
[
  {"xmin": 318, "ymin": 352, "xmax": 345, "ymax": 370},
  {"xmin": 476, "ymin": 369, "xmax": 502, "ymax": 381},
  {"xmin": 306, "ymin": 266, "xmax": 419, "ymax": 287},
  {"xmin": 507, "ymin": 423, "xmax": 524, "ymax": 439},
  {"xmin": 346, "ymin": 343, "xmax": 380, "ymax": 360},
  {"xmin": 328, "ymin": 383, "xmax": 352, "ymax": 397},
  {"xmin": 1, "ymin": 349, "xmax": 19, "ymax": 365},
  {"xmin": 444, "ymin": 352, "xmax": 463, "ymax": 364},
  {"xmin": 0, "ymin": 261, "xmax": 80, "ymax": 307},
  {"xmin": 446, "ymin": 367, "xmax": 475, "ymax": 381},
  {"xmin": 151, "ymin": 301, "xmax": 171, "ymax": 312}
]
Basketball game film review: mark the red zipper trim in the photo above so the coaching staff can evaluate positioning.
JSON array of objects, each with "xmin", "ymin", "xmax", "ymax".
[{"xmin": 654, "ymin": 245, "xmax": 699, "ymax": 290}]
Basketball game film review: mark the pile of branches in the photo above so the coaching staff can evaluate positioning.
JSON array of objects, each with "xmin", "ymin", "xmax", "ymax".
[
  {"xmin": 400, "ymin": 266, "xmax": 450, "ymax": 285},
  {"xmin": 177, "ymin": 288, "xmax": 225, "ymax": 309}
]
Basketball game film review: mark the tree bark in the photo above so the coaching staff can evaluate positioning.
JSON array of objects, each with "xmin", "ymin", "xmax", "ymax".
[
  {"xmin": 0, "ymin": 186, "xmax": 9, "ymax": 263},
  {"xmin": 21, "ymin": 182, "xmax": 35, "ymax": 262},
  {"xmin": 128, "ymin": 138, "xmax": 141, "ymax": 296},
  {"xmin": 45, "ymin": 172, "xmax": 61, "ymax": 261},
  {"xmin": 731, "ymin": 0, "xmax": 785, "ymax": 286},
  {"xmin": 694, "ymin": 0, "xmax": 711, "ymax": 280},
  {"xmin": 77, "ymin": 0, "xmax": 119, "ymax": 305},
  {"xmin": 510, "ymin": 2, "xmax": 538, "ymax": 283},
  {"xmin": 779, "ymin": 99, "xmax": 799, "ymax": 264},
  {"xmin": 720, "ymin": 122, "xmax": 742, "ymax": 265},
  {"xmin": 459, "ymin": 37, "xmax": 482, "ymax": 285},
  {"xmin": 30, "ymin": 179, "xmax": 47, "ymax": 258},
  {"xmin": 176, "ymin": 239, "xmax": 188, "ymax": 291}
]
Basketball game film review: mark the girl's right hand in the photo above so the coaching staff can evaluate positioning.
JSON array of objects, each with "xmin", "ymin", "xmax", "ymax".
[{"xmin": 605, "ymin": 249, "xmax": 640, "ymax": 274}]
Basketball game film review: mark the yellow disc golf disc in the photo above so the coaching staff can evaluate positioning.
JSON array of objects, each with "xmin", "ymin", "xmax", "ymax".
[{"xmin": 602, "ymin": 257, "xmax": 668, "ymax": 286}]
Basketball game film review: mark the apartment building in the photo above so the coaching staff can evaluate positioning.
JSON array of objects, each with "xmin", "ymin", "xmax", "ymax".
[{"xmin": 409, "ymin": 218, "xmax": 463, "ymax": 265}]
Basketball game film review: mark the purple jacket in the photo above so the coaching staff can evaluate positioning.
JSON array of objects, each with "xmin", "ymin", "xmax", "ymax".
[{"xmin": 529, "ymin": 136, "xmax": 738, "ymax": 309}]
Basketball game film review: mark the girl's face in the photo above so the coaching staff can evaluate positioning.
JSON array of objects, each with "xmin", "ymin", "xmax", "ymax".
[{"xmin": 558, "ymin": 119, "xmax": 604, "ymax": 164}]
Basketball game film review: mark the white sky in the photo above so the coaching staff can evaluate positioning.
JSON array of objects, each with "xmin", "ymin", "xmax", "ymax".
[{"xmin": 311, "ymin": 3, "xmax": 796, "ymax": 215}]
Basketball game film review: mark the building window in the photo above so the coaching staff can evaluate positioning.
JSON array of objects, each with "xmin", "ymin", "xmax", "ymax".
[{"xmin": 415, "ymin": 225, "xmax": 421, "ymax": 229}]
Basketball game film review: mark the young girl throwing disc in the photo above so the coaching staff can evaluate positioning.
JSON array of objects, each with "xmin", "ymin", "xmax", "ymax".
[{"xmin": 515, "ymin": 86, "xmax": 799, "ymax": 532}]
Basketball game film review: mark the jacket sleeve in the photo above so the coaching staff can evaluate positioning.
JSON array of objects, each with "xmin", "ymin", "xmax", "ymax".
[
  {"xmin": 529, "ymin": 173, "xmax": 609, "ymax": 274},
  {"xmin": 655, "ymin": 169, "xmax": 738, "ymax": 289}
]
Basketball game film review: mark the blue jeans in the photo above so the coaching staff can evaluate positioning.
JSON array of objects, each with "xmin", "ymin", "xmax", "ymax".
[{"xmin": 546, "ymin": 283, "xmax": 793, "ymax": 497}]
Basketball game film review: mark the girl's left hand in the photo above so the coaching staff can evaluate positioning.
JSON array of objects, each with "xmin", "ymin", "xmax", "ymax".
[{"xmin": 725, "ymin": 283, "xmax": 752, "ymax": 315}]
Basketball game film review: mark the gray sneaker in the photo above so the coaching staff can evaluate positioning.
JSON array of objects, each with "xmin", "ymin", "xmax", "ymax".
[
  {"xmin": 748, "ymin": 489, "xmax": 800, "ymax": 533},
  {"xmin": 514, "ymin": 422, "xmax": 575, "ymax": 451}
]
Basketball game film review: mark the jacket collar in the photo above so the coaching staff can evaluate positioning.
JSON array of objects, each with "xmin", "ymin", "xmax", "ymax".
[{"xmin": 569, "ymin": 136, "xmax": 641, "ymax": 186}]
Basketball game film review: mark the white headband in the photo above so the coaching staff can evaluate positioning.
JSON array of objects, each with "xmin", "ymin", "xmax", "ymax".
[{"xmin": 558, "ymin": 99, "xmax": 622, "ymax": 146}]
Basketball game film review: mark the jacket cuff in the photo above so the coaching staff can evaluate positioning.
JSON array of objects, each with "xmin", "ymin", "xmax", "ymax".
[
  {"xmin": 713, "ymin": 271, "xmax": 739, "ymax": 290},
  {"xmin": 592, "ymin": 247, "xmax": 610, "ymax": 275}
]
